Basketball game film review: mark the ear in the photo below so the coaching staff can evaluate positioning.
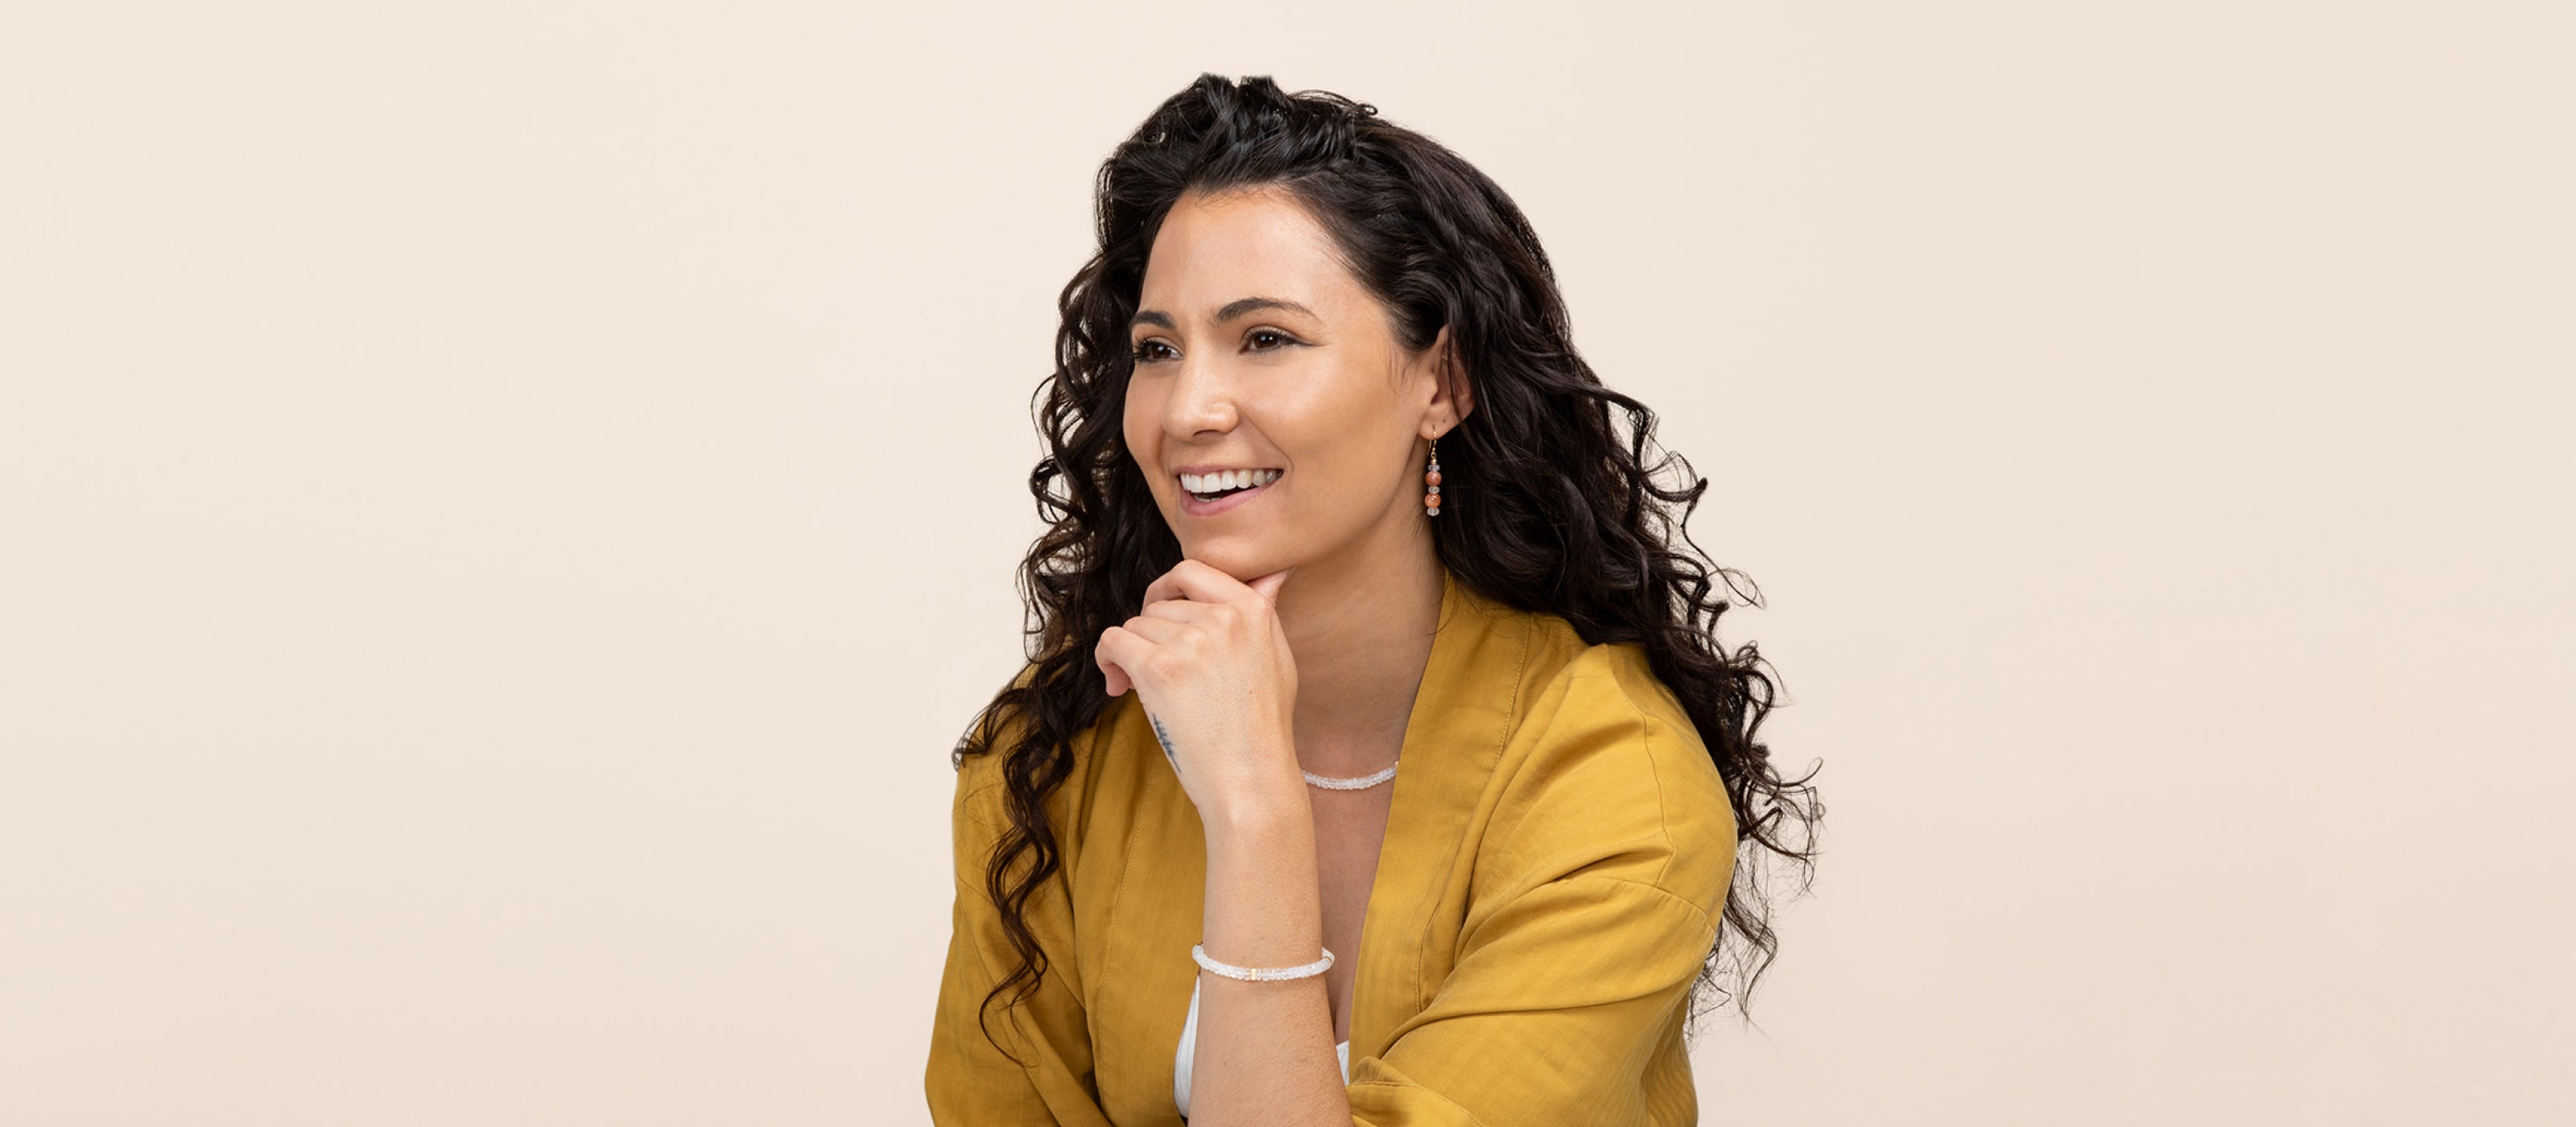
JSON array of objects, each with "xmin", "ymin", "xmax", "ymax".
[{"xmin": 1425, "ymin": 324, "xmax": 1474, "ymax": 432}]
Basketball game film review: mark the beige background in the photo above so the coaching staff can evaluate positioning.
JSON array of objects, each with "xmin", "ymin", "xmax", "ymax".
[{"xmin": 4, "ymin": 2, "xmax": 2569, "ymax": 1123}]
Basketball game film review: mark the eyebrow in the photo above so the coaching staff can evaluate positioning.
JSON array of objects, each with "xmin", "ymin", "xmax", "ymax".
[{"xmin": 1129, "ymin": 296, "xmax": 1318, "ymax": 333}]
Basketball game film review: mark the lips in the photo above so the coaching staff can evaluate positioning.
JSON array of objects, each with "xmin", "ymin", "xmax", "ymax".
[{"xmin": 1178, "ymin": 470, "xmax": 1279, "ymax": 517}]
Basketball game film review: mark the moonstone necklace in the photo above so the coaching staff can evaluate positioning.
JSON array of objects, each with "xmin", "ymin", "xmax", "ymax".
[
  {"xmin": 1303, "ymin": 759, "xmax": 1397, "ymax": 791},
  {"xmin": 1150, "ymin": 709, "xmax": 1397, "ymax": 791}
]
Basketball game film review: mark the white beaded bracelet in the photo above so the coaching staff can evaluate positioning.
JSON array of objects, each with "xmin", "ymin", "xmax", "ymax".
[{"xmin": 1191, "ymin": 943, "xmax": 1335, "ymax": 981}]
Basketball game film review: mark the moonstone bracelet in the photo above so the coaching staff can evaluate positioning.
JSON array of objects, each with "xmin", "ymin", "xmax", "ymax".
[{"xmin": 1192, "ymin": 943, "xmax": 1335, "ymax": 981}]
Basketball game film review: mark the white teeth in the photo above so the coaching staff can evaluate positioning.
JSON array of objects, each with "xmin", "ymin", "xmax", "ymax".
[{"xmin": 1180, "ymin": 469, "xmax": 1281, "ymax": 493}]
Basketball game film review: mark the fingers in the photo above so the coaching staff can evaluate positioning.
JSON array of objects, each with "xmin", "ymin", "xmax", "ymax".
[
  {"xmin": 1135, "ymin": 597, "xmax": 1223, "ymax": 628},
  {"xmin": 1139, "ymin": 558, "xmax": 1248, "ymax": 608},
  {"xmin": 1141, "ymin": 559, "xmax": 1293, "ymax": 619},
  {"xmin": 1117, "ymin": 613, "xmax": 1192, "ymax": 642},
  {"xmin": 1106, "ymin": 559, "xmax": 1294, "ymax": 700},
  {"xmin": 1096, "ymin": 624, "xmax": 1141, "ymax": 697},
  {"xmin": 1094, "ymin": 617, "xmax": 1189, "ymax": 698}
]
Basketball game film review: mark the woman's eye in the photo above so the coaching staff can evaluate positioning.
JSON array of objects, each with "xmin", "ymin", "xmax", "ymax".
[{"xmin": 1131, "ymin": 332, "xmax": 1297, "ymax": 364}]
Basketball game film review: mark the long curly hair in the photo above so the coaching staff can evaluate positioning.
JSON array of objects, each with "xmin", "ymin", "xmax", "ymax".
[{"xmin": 952, "ymin": 72, "xmax": 1823, "ymax": 1063}]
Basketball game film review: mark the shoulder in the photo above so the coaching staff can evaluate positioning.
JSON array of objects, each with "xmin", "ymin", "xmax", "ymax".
[
  {"xmin": 1476, "ymin": 613, "xmax": 1736, "ymax": 923},
  {"xmin": 1505, "ymin": 613, "xmax": 1713, "ymax": 782},
  {"xmin": 947, "ymin": 660, "xmax": 1125, "ymax": 857}
]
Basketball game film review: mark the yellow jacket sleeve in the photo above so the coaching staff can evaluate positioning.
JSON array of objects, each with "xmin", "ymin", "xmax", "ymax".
[
  {"xmin": 1348, "ymin": 657, "xmax": 1737, "ymax": 1125},
  {"xmin": 924, "ymin": 729, "xmax": 1113, "ymax": 1125}
]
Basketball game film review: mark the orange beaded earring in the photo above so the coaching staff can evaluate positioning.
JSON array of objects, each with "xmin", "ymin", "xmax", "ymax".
[{"xmin": 1423, "ymin": 435, "xmax": 1443, "ymax": 518}]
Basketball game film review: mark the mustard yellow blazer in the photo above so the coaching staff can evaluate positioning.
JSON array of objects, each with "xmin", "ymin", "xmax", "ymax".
[{"xmin": 927, "ymin": 568, "xmax": 1738, "ymax": 1125}]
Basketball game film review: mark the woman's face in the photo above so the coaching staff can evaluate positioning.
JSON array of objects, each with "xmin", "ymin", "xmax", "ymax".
[{"xmin": 1122, "ymin": 184, "xmax": 1462, "ymax": 579}]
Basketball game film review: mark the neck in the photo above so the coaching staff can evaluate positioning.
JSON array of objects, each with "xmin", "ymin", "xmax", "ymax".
[{"xmin": 1263, "ymin": 535, "xmax": 1446, "ymax": 778}]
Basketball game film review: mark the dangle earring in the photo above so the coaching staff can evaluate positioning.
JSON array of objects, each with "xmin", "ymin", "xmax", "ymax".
[{"xmin": 1423, "ymin": 436, "xmax": 1443, "ymax": 518}]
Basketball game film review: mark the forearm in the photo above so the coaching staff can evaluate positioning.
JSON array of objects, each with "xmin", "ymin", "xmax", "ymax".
[{"xmin": 1188, "ymin": 791, "xmax": 1354, "ymax": 1126}]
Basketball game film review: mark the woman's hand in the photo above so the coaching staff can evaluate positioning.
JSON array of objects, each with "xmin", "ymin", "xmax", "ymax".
[{"xmin": 1095, "ymin": 559, "xmax": 1299, "ymax": 821}]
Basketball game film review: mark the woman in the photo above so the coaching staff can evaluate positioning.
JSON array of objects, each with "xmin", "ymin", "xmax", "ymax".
[{"xmin": 926, "ymin": 74, "xmax": 1821, "ymax": 1125}]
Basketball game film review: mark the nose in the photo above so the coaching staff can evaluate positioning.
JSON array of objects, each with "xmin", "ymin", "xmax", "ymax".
[{"xmin": 1163, "ymin": 351, "xmax": 1240, "ymax": 439}]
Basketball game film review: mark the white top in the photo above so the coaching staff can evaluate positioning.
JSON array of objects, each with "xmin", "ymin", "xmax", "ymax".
[{"xmin": 1174, "ymin": 976, "xmax": 1349, "ymax": 1117}]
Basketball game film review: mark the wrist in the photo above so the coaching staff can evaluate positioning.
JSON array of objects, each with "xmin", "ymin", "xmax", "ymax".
[{"xmin": 1202, "ymin": 770, "xmax": 1311, "ymax": 841}]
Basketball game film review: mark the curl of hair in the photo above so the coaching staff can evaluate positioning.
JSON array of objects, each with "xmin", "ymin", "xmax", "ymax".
[{"xmin": 952, "ymin": 73, "xmax": 1823, "ymax": 1065}]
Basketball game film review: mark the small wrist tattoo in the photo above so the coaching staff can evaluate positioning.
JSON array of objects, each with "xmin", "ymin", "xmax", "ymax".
[{"xmin": 1149, "ymin": 711, "xmax": 1183, "ymax": 779}]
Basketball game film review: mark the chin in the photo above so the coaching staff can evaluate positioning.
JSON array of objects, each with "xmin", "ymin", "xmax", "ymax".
[
  {"xmin": 1180, "ymin": 547, "xmax": 1250, "ymax": 575},
  {"xmin": 1178, "ymin": 544, "xmax": 1272, "ymax": 580}
]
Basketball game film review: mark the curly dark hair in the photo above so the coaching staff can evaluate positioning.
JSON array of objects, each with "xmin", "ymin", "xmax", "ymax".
[{"xmin": 952, "ymin": 72, "xmax": 1823, "ymax": 1065}]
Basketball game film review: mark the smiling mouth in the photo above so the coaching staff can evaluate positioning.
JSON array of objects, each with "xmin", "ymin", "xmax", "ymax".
[{"xmin": 1183, "ymin": 470, "xmax": 1282, "ymax": 503}]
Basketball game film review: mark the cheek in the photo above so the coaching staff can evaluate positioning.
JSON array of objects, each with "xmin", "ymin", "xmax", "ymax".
[
  {"xmin": 1121, "ymin": 401, "xmax": 1154, "ymax": 466},
  {"xmin": 1122, "ymin": 411, "xmax": 1179, "ymax": 505}
]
